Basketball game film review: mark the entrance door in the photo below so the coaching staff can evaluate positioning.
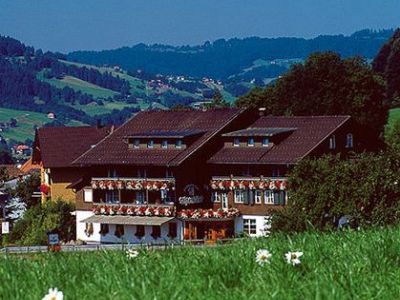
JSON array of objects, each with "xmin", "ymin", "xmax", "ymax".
[{"xmin": 221, "ymin": 193, "xmax": 228, "ymax": 210}]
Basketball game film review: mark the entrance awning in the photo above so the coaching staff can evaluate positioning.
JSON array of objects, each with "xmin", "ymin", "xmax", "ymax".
[{"xmin": 81, "ymin": 215, "xmax": 175, "ymax": 226}]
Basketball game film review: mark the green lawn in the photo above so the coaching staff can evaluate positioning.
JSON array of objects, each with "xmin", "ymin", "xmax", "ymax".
[
  {"xmin": 387, "ymin": 108, "xmax": 400, "ymax": 129},
  {"xmin": 72, "ymin": 101, "xmax": 136, "ymax": 116},
  {"xmin": 60, "ymin": 60, "xmax": 146, "ymax": 96},
  {"xmin": 1, "ymin": 227, "xmax": 400, "ymax": 299},
  {"xmin": 39, "ymin": 73, "xmax": 118, "ymax": 99}
]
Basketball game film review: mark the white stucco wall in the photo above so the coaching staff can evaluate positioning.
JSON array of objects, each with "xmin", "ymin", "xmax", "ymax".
[
  {"xmin": 76, "ymin": 210, "xmax": 183, "ymax": 244},
  {"xmin": 235, "ymin": 215, "xmax": 271, "ymax": 237}
]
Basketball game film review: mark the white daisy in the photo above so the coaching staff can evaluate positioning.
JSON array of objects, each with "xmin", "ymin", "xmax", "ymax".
[
  {"xmin": 285, "ymin": 251, "xmax": 303, "ymax": 266},
  {"xmin": 126, "ymin": 249, "xmax": 139, "ymax": 259},
  {"xmin": 42, "ymin": 288, "xmax": 63, "ymax": 300},
  {"xmin": 255, "ymin": 249, "xmax": 272, "ymax": 266}
]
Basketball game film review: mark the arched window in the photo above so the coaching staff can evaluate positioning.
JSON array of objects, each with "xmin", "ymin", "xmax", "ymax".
[
  {"xmin": 346, "ymin": 133, "xmax": 353, "ymax": 148},
  {"xmin": 329, "ymin": 135, "xmax": 336, "ymax": 149}
]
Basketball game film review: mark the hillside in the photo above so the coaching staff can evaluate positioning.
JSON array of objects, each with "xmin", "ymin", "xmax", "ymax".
[
  {"xmin": 68, "ymin": 29, "xmax": 394, "ymax": 80},
  {"xmin": 0, "ymin": 107, "xmax": 83, "ymax": 143}
]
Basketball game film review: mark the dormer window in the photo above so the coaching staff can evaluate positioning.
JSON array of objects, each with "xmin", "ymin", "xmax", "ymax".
[
  {"xmin": 247, "ymin": 138, "xmax": 255, "ymax": 147},
  {"xmin": 175, "ymin": 140, "xmax": 183, "ymax": 149},
  {"xmin": 329, "ymin": 135, "xmax": 336, "ymax": 149},
  {"xmin": 147, "ymin": 140, "xmax": 154, "ymax": 149},
  {"xmin": 162, "ymin": 140, "xmax": 168, "ymax": 149},
  {"xmin": 233, "ymin": 138, "xmax": 240, "ymax": 147},
  {"xmin": 262, "ymin": 138, "xmax": 269, "ymax": 147},
  {"xmin": 345, "ymin": 133, "xmax": 353, "ymax": 148},
  {"xmin": 133, "ymin": 139, "xmax": 140, "ymax": 149}
]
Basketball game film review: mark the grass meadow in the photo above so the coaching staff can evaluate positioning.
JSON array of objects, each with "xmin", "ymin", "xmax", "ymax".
[{"xmin": 1, "ymin": 227, "xmax": 400, "ymax": 299}]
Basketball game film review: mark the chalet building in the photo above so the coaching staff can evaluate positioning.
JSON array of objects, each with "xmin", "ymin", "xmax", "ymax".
[
  {"xmin": 70, "ymin": 109, "xmax": 252, "ymax": 244},
  {"xmin": 32, "ymin": 126, "xmax": 112, "ymax": 202},
  {"xmin": 31, "ymin": 108, "xmax": 357, "ymax": 244},
  {"xmin": 208, "ymin": 115, "xmax": 354, "ymax": 236}
]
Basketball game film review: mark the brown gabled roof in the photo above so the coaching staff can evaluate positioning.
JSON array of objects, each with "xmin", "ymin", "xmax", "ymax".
[
  {"xmin": 208, "ymin": 115, "xmax": 351, "ymax": 165},
  {"xmin": 20, "ymin": 158, "xmax": 40, "ymax": 174},
  {"xmin": 72, "ymin": 109, "xmax": 244, "ymax": 167},
  {"xmin": 33, "ymin": 126, "xmax": 112, "ymax": 168}
]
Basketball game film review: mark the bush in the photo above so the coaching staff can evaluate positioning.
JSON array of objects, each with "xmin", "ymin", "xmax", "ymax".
[
  {"xmin": 272, "ymin": 152, "xmax": 400, "ymax": 233},
  {"xmin": 8, "ymin": 200, "xmax": 75, "ymax": 246}
]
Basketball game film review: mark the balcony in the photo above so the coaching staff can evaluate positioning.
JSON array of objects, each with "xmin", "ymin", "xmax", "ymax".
[
  {"xmin": 92, "ymin": 202, "xmax": 174, "ymax": 208},
  {"xmin": 89, "ymin": 177, "xmax": 176, "ymax": 207},
  {"xmin": 91, "ymin": 177, "xmax": 175, "ymax": 191},
  {"xmin": 210, "ymin": 176, "xmax": 288, "ymax": 191}
]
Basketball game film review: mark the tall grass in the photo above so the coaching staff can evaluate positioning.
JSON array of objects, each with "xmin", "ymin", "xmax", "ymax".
[{"xmin": 1, "ymin": 227, "xmax": 400, "ymax": 299}]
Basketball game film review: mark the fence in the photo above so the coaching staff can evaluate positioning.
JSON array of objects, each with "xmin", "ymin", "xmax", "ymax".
[{"xmin": 0, "ymin": 238, "xmax": 236, "ymax": 254}]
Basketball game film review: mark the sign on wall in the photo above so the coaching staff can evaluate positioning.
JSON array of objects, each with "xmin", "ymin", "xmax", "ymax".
[
  {"xmin": 178, "ymin": 184, "xmax": 204, "ymax": 206},
  {"xmin": 47, "ymin": 233, "xmax": 59, "ymax": 245}
]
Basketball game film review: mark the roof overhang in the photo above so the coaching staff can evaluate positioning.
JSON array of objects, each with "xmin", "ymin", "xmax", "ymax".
[{"xmin": 81, "ymin": 215, "xmax": 175, "ymax": 226}]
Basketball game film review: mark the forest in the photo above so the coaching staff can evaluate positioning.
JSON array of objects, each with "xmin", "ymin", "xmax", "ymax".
[{"xmin": 68, "ymin": 29, "xmax": 394, "ymax": 79}]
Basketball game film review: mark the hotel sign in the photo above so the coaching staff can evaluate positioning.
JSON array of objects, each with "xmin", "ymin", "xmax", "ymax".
[{"xmin": 178, "ymin": 184, "xmax": 204, "ymax": 206}]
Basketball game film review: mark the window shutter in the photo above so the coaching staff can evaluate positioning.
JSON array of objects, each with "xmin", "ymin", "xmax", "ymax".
[
  {"xmin": 243, "ymin": 191, "xmax": 249, "ymax": 204},
  {"xmin": 248, "ymin": 190, "xmax": 254, "ymax": 205},
  {"xmin": 273, "ymin": 192, "xmax": 279, "ymax": 205},
  {"xmin": 281, "ymin": 191, "xmax": 286, "ymax": 205}
]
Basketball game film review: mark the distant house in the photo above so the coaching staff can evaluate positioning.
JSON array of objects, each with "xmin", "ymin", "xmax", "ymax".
[
  {"xmin": 32, "ymin": 126, "xmax": 113, "ymax": 203},
  {"xmin": 47, "ymin": 112, "xmax": 56, "ymax": 119},
  {"xmin": 13, "ymin": 144, "xmax": 31, "ymax": 156}
]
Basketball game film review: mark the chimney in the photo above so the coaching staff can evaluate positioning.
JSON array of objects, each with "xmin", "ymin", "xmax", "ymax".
[{"xmin": 258, "ymin": 107, "xmax": 266, "ymax": 116}]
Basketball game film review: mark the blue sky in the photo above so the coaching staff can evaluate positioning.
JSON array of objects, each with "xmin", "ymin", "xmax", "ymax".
[{"xmin": 1, "ymin": 0, "xmax": 400, "ymax": 52}]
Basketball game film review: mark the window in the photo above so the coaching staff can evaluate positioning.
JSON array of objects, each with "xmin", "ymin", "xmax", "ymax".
[
  {"xmin": 346, "ymin": 133, "xmax": 353, "ymax": 148},
  {"xmin": 135, "ymin": 225, "xmax": 145, "ymax": 238},
  {"xmin": 262, "ymin": 138, "xmax": 269, "ymax": 147},
  {"xmin": 329, "ymin": 135, "xmax": 336, "ymax": 149},
  {"xmin": 115, "ymin": 225, "xmax": 124, "ymax": 238},
  {"xmin": 272, "ymin": 169, "xmax": 281, "ymax": 177},
  {"xmin": 147, "ymin": 140, "xmax": 154, "ymax": 149},
  {"xmin": 212, "ymin": 192, "xmax": 228, "ymax": 208},
  {"xmin": 133, "ymin": 139, "xmax": 140, "ymax": 149},
  {"xmin": 151, "ymin": 226, "xmax": 161, "ymax": 239},
  {"xmin": 221, "ymin": 193, "xmax": 228, "ymax": 210},
  {"xmin": 99, "ymin": 224, "xmax": 109, "ymax": 236},
  {"xmin": 84, "ymin": 188, "xmax": 93, "ymax": 203},
  {"xmin": 234, "ymin": 190, "xmax": 246, "ymax": 203},
  {"xmin": 107, "ymin": 168, "xmax": 118, "ymax": 177},
  {"xmin": 264, "ymin": 190, "xmax": 274, "ymax": 204},
  {"xmin": 255, "ymin": 190, "xmax": 262, "ymax": 204},
  {"xmin": 233, "ymin": 137, "xmax": 240, "ymax": 147},
  {"xmin": 135, "ymin": 191, "xmax": 145, "ymax": 204},
  {"xmin": 168, "ymin": 223, "xmax": 177, "ymax": 239},
  {"xmin": 243, "ymin": 218, "xmax": 257, "ymax": 235},
  {"xmin": 137, "ymin": 169, "xmax": 147, "ymax": 178},
  {"xmin": 166, "ymin": 169, "xmax": 174, "ymax": 178},
  {"xmin": 105, "ymin": 190, "xmax": 120, "ymax": 203},
  {"xmin": 247, "ymin": 137, "xmax": 255, "ymax": 147},
  {"xmin": 162, "ymin": 140, "xmax": 168, "ymax": 149},
  {"xmin": 84, "ymin": 223, "xmax": 93, "ymax": 237},
  {"xmin": 175, "ymin": 139, "xmax": 183, "ymax": 149},
  {"xmin": 212, "ymin": 191, "xmax": 220, "ymax": 203}
]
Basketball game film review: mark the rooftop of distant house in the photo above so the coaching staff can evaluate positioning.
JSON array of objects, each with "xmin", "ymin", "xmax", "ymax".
[{"xmin": 32, "ymin": 126, "xmax": 113, "ymax": 168}]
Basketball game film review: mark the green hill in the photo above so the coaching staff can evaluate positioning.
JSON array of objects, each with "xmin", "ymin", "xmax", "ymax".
[{"xmin": 0, "ymin": 108, "xmax": 85, "ymax": 142}]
